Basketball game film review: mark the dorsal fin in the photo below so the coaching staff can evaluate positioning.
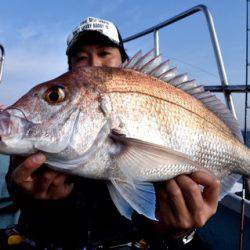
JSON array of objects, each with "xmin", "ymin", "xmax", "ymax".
[
  {"xmin": 140, "ymin": 54, "xmax": 162, "ymax": 73},
  {"xmin": 159, "ymin": 67, "xmax": 177, "ymax": 82},
  {"xmin": 133, "ymin": 49, "xmax": 155, "ymax": 70},
  {"xmin": 122, "ymin": 50, "xmax": 244, "ymax": 143},
  {"xmin": 122, "ymin": 50, "xmax": 142, "ymax": 69},
  {"xmin": 149, "ymin": 60, "xmax": 171, "ymax": 77},
  {"xmin": 169, "ymin": 73, "xmax": 188, "ymax": 86}
]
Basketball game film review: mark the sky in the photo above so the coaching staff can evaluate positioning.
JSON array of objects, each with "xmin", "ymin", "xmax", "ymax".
[{"xmin": 0, "ymin": 0, "xmax": 248, "ymax": 128}]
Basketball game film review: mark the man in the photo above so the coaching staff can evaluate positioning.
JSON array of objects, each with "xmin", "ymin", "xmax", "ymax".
[{"xmin": 4, "ymin": 17, "xmax": 220, "ymax": 249}]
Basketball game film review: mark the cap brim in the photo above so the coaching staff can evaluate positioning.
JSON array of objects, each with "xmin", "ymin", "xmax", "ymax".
[{"xmin": 67, "ymin": 30, "xmax": 121, "ymax": 55}]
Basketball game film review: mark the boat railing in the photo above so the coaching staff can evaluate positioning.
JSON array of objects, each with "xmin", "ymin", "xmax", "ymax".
[{"xmin": 123, "ymin": 4, "xmax": 244, "ymax": 119}]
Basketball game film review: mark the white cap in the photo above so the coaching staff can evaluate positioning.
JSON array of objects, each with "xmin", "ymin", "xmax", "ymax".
[{"xmin": 66, "ymin": 17, "xmax": 123, "ymax": 55}]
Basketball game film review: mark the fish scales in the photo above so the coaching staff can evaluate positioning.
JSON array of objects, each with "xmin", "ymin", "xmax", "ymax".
[
  {"xmin": 104, "ymin": 90, "xmax": 240, "ymax": 178},
  {"xmin": 81, "ymin": 68, "xmax": 245, "ymax": 176},
  {"xmin": 87, "ymin": 67, "xmax": 235, "ymax": 139}
]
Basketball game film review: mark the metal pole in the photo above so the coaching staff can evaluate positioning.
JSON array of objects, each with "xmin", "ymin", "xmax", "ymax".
[
  {"xmin": 201, "ymin": 7, "xmax": 237, "ymax": 118},
  {"xmin": 154, "ymin": 29, "xmax": 160, "ymax": 56},
  {"xmin": 123, "ymin": 4, "xmax": 237, "ymax": 118},
  {"xmin": 240, "ymin": 1, "xmax": 250, "ymax": 250},
  {"xmin": 0, "ymin": 44, "xmax": 5, "ymax": 83},
  {"xmin": 244, "ymin": 1, "xmax": 249, "ymax": 143}
]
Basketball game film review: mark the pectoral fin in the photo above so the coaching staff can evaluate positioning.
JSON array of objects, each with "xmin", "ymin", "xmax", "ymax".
[
  {"xmin": 110, "ymin": 132, "xmax": 200, "ymax": 182},
  {"xmin": 107, "ymin": 132, "xmax": 201, "ymax": 220}
]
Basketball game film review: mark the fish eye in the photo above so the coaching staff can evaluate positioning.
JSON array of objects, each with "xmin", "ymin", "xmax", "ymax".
[{"xmin": 43, "ymin": 86, "xmax": 66, "ymax": 104}]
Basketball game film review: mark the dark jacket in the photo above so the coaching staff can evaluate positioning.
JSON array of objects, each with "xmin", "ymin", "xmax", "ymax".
[
  {"xmin": 5, "ymin": 162, "xmax": 210, "ymax": 250},
  {"xmin": 6, "ymin": 163, "xmax": 138, "ymax": 248}
]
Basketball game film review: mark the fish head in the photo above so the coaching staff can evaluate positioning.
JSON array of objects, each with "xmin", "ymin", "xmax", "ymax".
[{"xmin": 0, "ymin": 68, "xmax": 107, "ymax": 156}]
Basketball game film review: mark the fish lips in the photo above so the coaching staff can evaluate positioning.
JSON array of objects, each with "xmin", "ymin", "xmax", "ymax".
[
  {"xmin": 0, "ymin": 111, "xmax": 12, "ymax": 139},
  {"xmin": 0, "ymin": 110, "xmax": 34, "ymax": 154}
]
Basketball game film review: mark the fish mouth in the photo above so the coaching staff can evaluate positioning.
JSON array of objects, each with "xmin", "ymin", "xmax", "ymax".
[
  {"xmin": 0, "ymin": 111, "xmax": 16, "ymax": 141},
  {"xmin": 0, "ymin": 108, "xmax": 33, "ymax": 150}
]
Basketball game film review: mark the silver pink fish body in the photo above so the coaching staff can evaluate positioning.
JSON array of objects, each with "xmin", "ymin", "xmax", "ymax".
[{"xmin": 0, "ymin": 51, "xmax": 249, "ymax": 219}]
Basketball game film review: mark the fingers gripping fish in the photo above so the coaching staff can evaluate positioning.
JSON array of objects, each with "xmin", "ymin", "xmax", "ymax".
[{"xmin": 0, "ymin": 50, "xmax": 249, "ymax": 220}]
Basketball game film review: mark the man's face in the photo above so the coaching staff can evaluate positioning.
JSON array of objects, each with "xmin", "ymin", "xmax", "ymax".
[{"xmin": 70, "ymin": 44, "xmax": 122, "ymax": 70}]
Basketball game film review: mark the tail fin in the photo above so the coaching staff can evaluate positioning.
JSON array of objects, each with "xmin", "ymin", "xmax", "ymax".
[
  {"xmin": 220, "ymin": 144, "xmax": 250, "ymax": 199},
  {"xmin": 220, "ymin": 173, "xmax": 241, "ymax": 199}
]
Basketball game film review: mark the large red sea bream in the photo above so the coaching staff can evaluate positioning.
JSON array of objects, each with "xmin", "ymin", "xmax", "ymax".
[{"xmin": 0, "ymin": 50, "xmax": 249, "ymax": 220}]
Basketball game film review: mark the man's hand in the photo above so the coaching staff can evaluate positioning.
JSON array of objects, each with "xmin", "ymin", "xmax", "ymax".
[
  {"xmin": 154, "ymin": 170, "xmax": 220, "ymax": 238},
  {"xmin": 11, "ymin": 153, "xmax": 74, "ymax": 200}
]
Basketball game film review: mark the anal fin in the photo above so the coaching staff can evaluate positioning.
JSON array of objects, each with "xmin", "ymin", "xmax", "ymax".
[
  {"xmin": 107, "ymin": 182, "xmax": 134, "ymax": 220},
  {"xmin": 110, "ymin": 177, "xmax": 157, "ymax": 220}
]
